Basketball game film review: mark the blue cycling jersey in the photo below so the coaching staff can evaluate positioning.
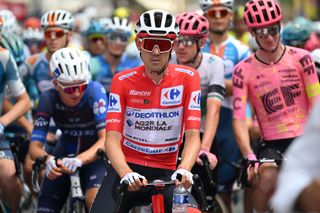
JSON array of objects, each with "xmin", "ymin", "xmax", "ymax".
[
  {"xmin": 202, "ymin": 36, "xmax": 250, "ymax": 109},
  {"xmin": 19, "ymin": 52, "xmax": 53, "ymax": 95},
  {"xmin": 31, "ymin": 81, "xmax": 107, "ymax": 154},
  {"xmin": 90, "ymin": 53, "xmax": 141, "ymax": 93}
]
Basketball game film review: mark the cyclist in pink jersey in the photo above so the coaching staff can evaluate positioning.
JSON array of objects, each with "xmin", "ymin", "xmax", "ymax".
[
  {"xmin": 90, "ymin": 9, "xmax": 202, "ymax": 212},
  {"xmin": 233, "ymin": 0, "xmax": 320, "ymax": 212}
]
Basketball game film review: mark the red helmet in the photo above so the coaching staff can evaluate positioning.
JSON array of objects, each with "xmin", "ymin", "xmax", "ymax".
[
  {"xmin": 176, "ymin": 12, "xmax": 209, "ymax": 40},
  {"xmin": 24, "ymin": 17, "xmax": 41, "ymax": 28},
  {"xmin": 244, "ymin": 0, "xmax": 282, "ymax": 28}
]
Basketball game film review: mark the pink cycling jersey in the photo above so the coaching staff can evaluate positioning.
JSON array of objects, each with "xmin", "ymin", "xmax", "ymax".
[
  {"xmin": 106, "ymin": 64, "xmax": 201, "ymax": 170},
  {"xmin": 233, "ymin": 46, "xmax": 320, "ymax": 140}
]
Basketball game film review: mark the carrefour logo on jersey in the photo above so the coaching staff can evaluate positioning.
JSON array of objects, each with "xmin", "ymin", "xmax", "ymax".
[
  {"xmin": 108, "ymin": 93, "xmax": 121, "ymax": 112},
  {"xmin": 161, "ymin": 86, "xmax": 183, "ymax": 106},
  {"xmin": 188, "ymin": 90, "xmax": 201, "ymax": 110}
]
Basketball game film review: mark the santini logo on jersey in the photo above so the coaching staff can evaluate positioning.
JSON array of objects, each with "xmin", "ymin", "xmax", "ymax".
[
  {"xmin": 108, "ymin": 93, "xmax": 121, "ymax": 112},
  {"xmin": 119, "ymin": 71, "xmax": 137, "ymax": 80},
  {"xmin": 161, "ymin": 86, "xmax": 183, "ymax": 106},
  {"xmin": 188, "ymin": 90, "xmax": 201, "ymax": 110}
]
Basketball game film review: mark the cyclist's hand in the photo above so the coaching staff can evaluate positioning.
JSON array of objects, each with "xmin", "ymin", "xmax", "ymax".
[
  {"xmin": 61, "ymin": 157, "xmax": 83, "ymax": 174},
  {"xmin": 246, "ymin": 153, "xmax": 259, "ymax": 181},
  {"xmin": 196, "ymin": 149, "xmax": 218, "ymax": 169},
  {"xmin": 171, "ymin": 168, "xmax": 193, "ymax": 189},
  {"xmin": 45, "ymin": 156, "xmax": 63, "ymax": 180},
  {"xmin": 120, "ymin": 172, "xmax": 147, "ymax": 191}
]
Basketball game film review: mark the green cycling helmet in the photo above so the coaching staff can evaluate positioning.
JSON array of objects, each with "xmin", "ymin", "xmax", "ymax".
[
  {"xmin": 282, "ymin": 22, "xmax": 311, "ymax": 47},
  {"xmin": 0, "ymin": 32, "xmax": 26, "ymax": 65}
]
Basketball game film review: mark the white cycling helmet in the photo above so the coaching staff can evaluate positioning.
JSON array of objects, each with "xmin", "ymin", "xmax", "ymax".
[
  {"xmin": 41, "ymin": 9, "xmax": 75, "ymax": 30},
  {"xmin": 0, "ymin": 9, "xmax": 20, "ymax": 33},
  {"xmin": 199, "ymin": 0, "xmax": 234, "ymax": 11},
  {"xmin": 134, "ymin": 9, "xmax": 179, "ymax": 40},
  {"xmin": 104, "ymin": 17, "xmax": 132, "ymax": 37},
  {"xmin": 50, "ymin": 48, "xmax": 90, "ymax": 83},
  {"xmin": 311, "ymin": 49, "xmax": 320, "ymax": 75}
]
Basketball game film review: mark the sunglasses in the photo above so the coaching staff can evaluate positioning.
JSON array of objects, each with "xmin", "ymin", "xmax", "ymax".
[
  {"xmin": 107, "ymin": 33, "xmax": 129, "ymax": 43},
  {"xmin": 90, "ymin": 37, "xmax": 104, "ymax": 43},
  {"xmin": 44, "ymin": 29, "xmax": 66, "ymax": 39},
  {"xmin": 175, "ymin": 37, "xmax": 197, "ymax": 47},
  {"xmin": 140, "ymin": 38, "xmax": 173, "ymax": 53},
  {"xmin": 57, "ymin": 81, "xmax": 88, "ymax": 95},
  {"xmin": 254, "ymin": 25, "xmax": 280, "ymax": 38},
  {"xmin": 207, "ymin": 9, "xmax": 230, "ymax": 19}
]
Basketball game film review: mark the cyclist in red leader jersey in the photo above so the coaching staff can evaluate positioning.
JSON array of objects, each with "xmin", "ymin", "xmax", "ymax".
[
  {"xmin": 90, "ymin": 9, "xmax": 202, "ymax": 212},
  {"xmin": 232, "ymin": 0, "xmax": 320, "ymax": 213}
]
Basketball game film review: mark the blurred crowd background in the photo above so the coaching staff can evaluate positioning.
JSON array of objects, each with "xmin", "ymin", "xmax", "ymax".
[{"xmin": 2, "ymin": 0, "xmax": 320, "ymax": 25}]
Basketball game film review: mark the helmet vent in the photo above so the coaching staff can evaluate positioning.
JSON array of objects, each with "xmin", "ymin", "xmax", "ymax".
[
  {"xmin": 58, "ymin": 63, "xmax": 63, "ymax": 74},
  {"xmin": 73, "ymin": 65, "xmax": 77, "ymax": 75},
  {"xmin": 69, "ymin": 52, "xmax": 74, "ymax": 59},
  {"xmin": 165, "ymin": 14, "xmax": 173, "ymax": 28},
  {"xmin": 262, "ymin": 9, "xmax": 269, "ymax": 21},
  {"xmin": 155, "ymin": 12, "xmax": 162, "ymax": 28},
  {"xmin": 193, "ymin": 21, "xmax": 199, "ymax": 30},
  {"xmin": 143, "ymin": 13, "xmax": 151, "ymax": 27}
]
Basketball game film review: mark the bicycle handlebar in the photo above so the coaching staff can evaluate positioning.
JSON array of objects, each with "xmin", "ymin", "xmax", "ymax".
[{"xmin": 31, "ymin": 156, "xmax": 45, "ymax": 193}]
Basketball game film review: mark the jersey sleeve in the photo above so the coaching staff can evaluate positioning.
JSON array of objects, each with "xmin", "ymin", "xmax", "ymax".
[
  {"xmin": 232, "ymin": 62, "xmax": 248, "ymax": 120},
  {"xmin": 88, "ymin": 81, "xmax": 108, "ymax": 131},
  {"xmin": 4, "ymin": 51, "xmax": 26, "ymax": 97},
  {"xmin": 184, "ymin": 69, "xmax": 201, "ymax": 130},
  {"xmin": 31, "ymin": 92, "xmax": 53, "ymax": 143},
  {"xmin": 207, "ymin": 55, "xmax": 226, "ymax": 102},
  {"xmin": 298, "ymin": 52, "xmax": 320, "ymax": 105},
  {"xmin": 106, "ymin": 74, "xmax": 126, "ymax": 133}
]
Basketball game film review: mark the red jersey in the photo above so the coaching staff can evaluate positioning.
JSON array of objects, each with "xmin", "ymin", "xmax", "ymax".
[{"xmin": 106, "ymin": 64, "xmax": 201, "ymax": 170}]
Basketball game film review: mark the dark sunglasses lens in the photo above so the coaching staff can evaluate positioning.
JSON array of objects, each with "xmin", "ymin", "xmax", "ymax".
[
  {"xmin": 208, "ymin": 9, "xmax": 229, "ymax": 18},
  {"xmin": 142, "ymin": 39, "xmax": 172, "ymax": 52},
  {"xmin": 44, "ymin": 30, "xmax": 65, "ymax": 39},
  {"xmin": 64, "ymin": 84, "xmax": 88, "ymax": 94}
]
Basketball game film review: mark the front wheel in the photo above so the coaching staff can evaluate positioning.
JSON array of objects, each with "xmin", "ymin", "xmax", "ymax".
[
  {"xmin": 72, "ymin": 200, "xmax": 86, "ymax": 213},
  {"xmin": 209, "ymin": 194, "xmax": 228, "ymax": 213}
]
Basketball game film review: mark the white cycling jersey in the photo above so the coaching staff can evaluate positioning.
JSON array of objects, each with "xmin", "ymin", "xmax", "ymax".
[{"xmin": 170, "ymin": 52, "xmax": 225, "ymax": 132}]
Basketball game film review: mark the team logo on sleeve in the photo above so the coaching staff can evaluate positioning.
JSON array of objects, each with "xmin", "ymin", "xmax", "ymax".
[
  {"xmin": 93, "ymin": 99, "xmax": 107, "ymax": 115},
  {"xmin": 188, "ymin": 90, "xmax": 201, "ymax": 110},
  {"xmin": 161, "ymin": 86, "xmax": 183, "ymax": 106},
  {"xmin": 108, "ymin": 93, "xmax": 121, "ymax": 112}
]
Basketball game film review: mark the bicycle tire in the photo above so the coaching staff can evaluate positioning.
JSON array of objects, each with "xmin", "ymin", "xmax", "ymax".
[{"xmin": 210, "ymin": 194, "xmax": 228, "ymax": 213}]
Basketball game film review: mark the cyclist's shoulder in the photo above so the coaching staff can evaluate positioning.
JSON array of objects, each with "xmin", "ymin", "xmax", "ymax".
[
  {"xmin": 38, "ymin": 88, "xmax": 57, "ymax": 105},
  {"xmin": 113, "ymin": 65, "xmax": 143, "ymax": 81},
  {"xmin": 86, "ymin": 80, "xmax": 107, "ymax": 97},
  {"xmin": 285, "ymin": 45, "xmax": 312, "ymax": 59},
  {"xmin": 25, "ymin": 53, "xmax": 43, "ymax": 66},
  {"xmin": 169, "ymin": 63, "xmax": 199, "ymax": 78},
  {"xmin": 202, "ymin": 52, "xmax": 224, "ymax": 65}
]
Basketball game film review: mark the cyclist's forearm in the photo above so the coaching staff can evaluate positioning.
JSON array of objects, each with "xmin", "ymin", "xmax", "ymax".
[
  {"xmin": 77, "ymin": 129, "xmax": 106, "ymax": 164},
  {"xmin": 1, "ymin": 92, "xmax": 31, "ymax": 126},
  {"xmin": 179, "ymin": 129, "xmax": 200, "ymax": 171},
  {"xmin": 225, "ymin": 79, "xmax": 233, "ymax": 96},
  {"xmin": 29, "ymin": 140, "xmax": 48, "ymax": 161},
  {"xmin": 233, "ymin": 118, "xmax": 252, "ymax": 155},
  {"xmin": 201, "ymin": 99, "xmax": 221, "ymax": 151},
  {"xmin": 105, "ymin": 131, "xmax": 132, "ymax": 178}
]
